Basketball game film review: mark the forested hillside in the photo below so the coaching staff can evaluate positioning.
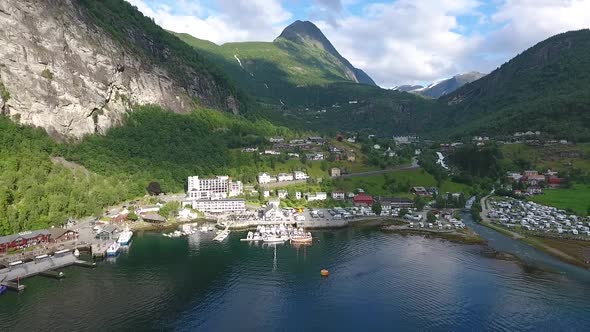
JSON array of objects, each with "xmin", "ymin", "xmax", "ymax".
[
  {"xmin": 60, "ymin": 106, "xmax": 296, "ymax": 192},
  {"xmin": 0, "ymin": 117, "xmax": 134, "ymax": 235},
  {"xmin": 437, "ymin": 29, "xmax": 590, "ymax": 141}
]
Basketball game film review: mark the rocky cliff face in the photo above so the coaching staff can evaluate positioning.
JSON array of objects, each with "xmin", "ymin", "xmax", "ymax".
[{"xmin": 0, "ymin": 0, "xmax": 239, "ymax": 139}]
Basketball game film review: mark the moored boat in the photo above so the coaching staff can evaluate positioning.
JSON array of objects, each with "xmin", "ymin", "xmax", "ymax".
[
  {"xmin": 106, "ymin": 242, "xmax": 121, "ymax": 256},
  {"xmin": 117, "ymin": 227, "xmax": 134, "ymax": 245}
]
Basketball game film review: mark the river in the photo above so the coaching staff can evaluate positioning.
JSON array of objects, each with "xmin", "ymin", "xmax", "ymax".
[{"xmin": 1, "ymin": 215, "xmax": 590, "ymax": 331}]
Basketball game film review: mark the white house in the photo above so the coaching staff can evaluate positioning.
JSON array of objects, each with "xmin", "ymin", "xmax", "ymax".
[
  {"xmin": 269, "ymin": 136, "xmax": 284, "ymax": 143},
  {"xmin": 277, "ymin": 190, "xmax": 288, "ymax": 199},
  {"xmin": 332, "ymin": 192, "xmax": 345, "ymax": 200},
  {"xmin": 263, "ymin": 190, "xmax": 270, "ymax": 198},
  {"xmin": 229, "ymin": 181, "xmax": 243, "ymax": 197},
  {"xmin": 293, "ymin": 171, "xmax": 309, "ymax": 180},
  {"xmin": 258, "ymin": 172, "xmax": 273, "ymax": 184},
  {"xmin": 277, "ymin": 173, "xmax": 294, "ymax": 182},
  {"xmin": 306, "ymin": 192, "xmax": 327, "ymax": 201},
  {"xmin": 263, "ymin": 150, "xmax": 281, "ymax": 155},
  {"xmin": 295, "ymin": 192, "xmax": 302, "ymax": 200}
]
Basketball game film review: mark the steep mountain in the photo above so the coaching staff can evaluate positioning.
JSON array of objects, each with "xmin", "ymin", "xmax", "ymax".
[
  {"xmin": 174, "ymin": 20, "xmax": 376, "ymax": 104},
  {"xmin": 437, "ymin": 29, "xmax": 590, "ymax": 141},
  {"xmin": 394, "ymin": 72, "xmax": 485, "ymax": 98},
  {"xmin": 0, "ymin": 0, "xmax": 246, "ymax": 138},
  {"xmin": 276, "ymin": 20, "xmax": 376, "ymax": 86}
]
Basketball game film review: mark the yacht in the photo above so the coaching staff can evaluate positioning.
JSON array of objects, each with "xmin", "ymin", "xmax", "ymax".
[
  {"xmin": 291, "ymin": 228, "xmax": 312, "ymax": 243},
  {"xmin": 263, "ymin": 234, "xmax": 286, "ymax": 243},
  {"xmin": 106, "ymin": 242, "xmax": 121, "ymax": 256},
  {"xmin": 117, "ymin": 227, "xmax": 133, "ymax": 245},
  {"xmin": 240, "ymin": 231, "xmax": 263, "ymax": 242}
]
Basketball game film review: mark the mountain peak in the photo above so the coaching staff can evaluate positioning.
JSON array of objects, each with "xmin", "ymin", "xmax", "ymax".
[
  {"xmin": 276, "ymin": 20, "xmax": 337, "ymax": 53},
  {"xmin": 275, "ymin": 20, "xmax": 377, "ymax": 86}
]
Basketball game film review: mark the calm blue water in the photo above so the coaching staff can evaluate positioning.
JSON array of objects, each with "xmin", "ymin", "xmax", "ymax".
[{"xmin": 1, "ymin": 218, "xmax": 590, "ymax": 331}]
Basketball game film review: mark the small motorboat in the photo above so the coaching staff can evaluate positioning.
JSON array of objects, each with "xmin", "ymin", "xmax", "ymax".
[
  {"xmin": 73, "ymin": 249, "xmax": 80, "ymax": 257},
  {"xmin": 0, "ymin": 285, "xmax": 7, "ymax": 295},
  {"xmin": 117, "ymin": 227, "xmax": 134, "ymax": 245},
  {"xmin": 106, "ymin": 242, "xmax": 121, "ymax": 257}
]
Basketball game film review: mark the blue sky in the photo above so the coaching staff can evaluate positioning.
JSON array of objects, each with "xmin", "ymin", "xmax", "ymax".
[{"xmin": 128, "ymin": 0, "xmax": 590, "ymax": 87}]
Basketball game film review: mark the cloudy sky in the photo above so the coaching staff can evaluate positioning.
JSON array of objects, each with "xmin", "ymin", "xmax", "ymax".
[{"xmin": 127, "ymin": 0, "xmax": 590, "ymax": 87}]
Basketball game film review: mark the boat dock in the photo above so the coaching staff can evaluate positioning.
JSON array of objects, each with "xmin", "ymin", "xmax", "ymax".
[
  {"xmin": 91, "ymin": 243, "xmax": 109, "ymax": 259},
  {"xmin": 0, "ymin": 253, "xmax": 95, "ymax": 292}
]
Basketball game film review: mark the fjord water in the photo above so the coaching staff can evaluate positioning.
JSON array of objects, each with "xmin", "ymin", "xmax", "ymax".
[{"xmin": 2, "ymin": 220, "xmax": 590, "ymax": 331}]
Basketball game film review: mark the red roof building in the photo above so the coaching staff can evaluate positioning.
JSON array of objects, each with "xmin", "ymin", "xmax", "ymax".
[{"xmin": 353, "ymin": 193, "xmax": 374, "ymax": 206}]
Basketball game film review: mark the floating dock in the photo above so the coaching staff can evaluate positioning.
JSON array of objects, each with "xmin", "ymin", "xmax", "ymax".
[{"xmin": 0, "ymin": 253, "xmax": 95, "ymax": 292}]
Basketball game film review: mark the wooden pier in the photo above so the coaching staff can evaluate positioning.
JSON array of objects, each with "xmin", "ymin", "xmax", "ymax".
[
  {"xmin": 1, "ymin": 281, "xmax": 26, "ymax": 292},
  {"xmin": 39, "ymin": 270, "xmax": 66, "ymax": 279}
]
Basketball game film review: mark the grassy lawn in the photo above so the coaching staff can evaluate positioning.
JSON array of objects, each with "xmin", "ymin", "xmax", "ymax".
[
  {"xmin": 333, "ymin": 168, "xmax": 471, "ymax": 197},
  {"xmin": 529, "ymin": 183, "xmax": 590, "ymax": 216},
  {"xmin": 501, "ymin": 143, "xmax": 590, "ymax": 174}
]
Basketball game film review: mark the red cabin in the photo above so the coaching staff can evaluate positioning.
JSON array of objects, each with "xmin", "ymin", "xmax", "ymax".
[{"xmin": 353, "ymin": 193, "xmax": 374, "ymax": 206}]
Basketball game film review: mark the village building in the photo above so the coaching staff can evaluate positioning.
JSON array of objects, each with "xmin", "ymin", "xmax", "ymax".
[
  {"xmin": 184, "ymin": 199, "xmax": 246, "ymax": 213},
  {"xmin": 277, "ymin": 190, "xmax": 288, "ymax": 199},
  {"xmin": 263, "ymin": 150, "xmax": 281, "ymax": 155},
  {"xmin": 295, "ymin": 192, "xmax": 302, "ymax": 200},
  {"xmin": 269, "ymin": 136, "xmax": 284, "ymax": 143},
  {"xmin": 48, "ymin": 228, "xmax": 79, "ymax": 243},
  {"xmin": 378, "ymin": 197, "xmax": 414, "ymax": 210},
  {"xmin": 142, "ymin": 213, "xmax": 167, "ymax": 223},
  {"xmin": 306, "ymin": 152, "xmax": 324, "ymax": 161},
  {"xmin": 229, "ymin": 181, "xmax": 244, "ymax": 197},
  {"xmin": 353, "ymin": 193, "xmax": 374, "ymax": 206},
  {"xmin": 412, "ymin": 186, "xmax": 429, "ymax": 197},
  {"xmin": 187, "ymin": 176, "xmax": 239, "ymax": 200},
  {"xmin": 96, "ymin": 224, "xmax": 118, "ymax": 240},
  {"xmin": 330, "ymin": 167, "xmax": 342, "ymax": 177},
  {"xmin": 305, "ymin": 192, "xmax": 327, "ymax": 201},
  {"xmin": 293, "ymin": 171, "xmax": 309, "ymax": 180},
  {"xmin": 0, "ymin": 230, "xmax": 51, "ymax": 254},
  {"xmin": 263, "ymin": 190, "xmax": 270, "ymax": 198},
  {"xmin": 331, "ymin": 191, "xmax": 345, "ymax": 200},
  {"xmin": 277, "ymin": 173, "xmax": 294, "ymax": 182},
  {"xmin": 258, "ymin": 172, "xmax": 274, "ymax": 184}
]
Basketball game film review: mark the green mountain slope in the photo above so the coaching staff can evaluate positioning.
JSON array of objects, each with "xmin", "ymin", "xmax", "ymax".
[
  {"xmin": 173, "ymin": 20, "xmax": 375, "ymax": 103},
  {"xmin": 437, "ymin": 29, "xmax": 590, "ymax": 141}
]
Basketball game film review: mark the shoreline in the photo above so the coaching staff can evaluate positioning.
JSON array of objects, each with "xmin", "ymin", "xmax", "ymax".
[
  {"xmin": 381, "ymin": 224, "xmax": 486, "ymax": 245},
  {"xmin": 480, "ymin": 196, "xmax": 589, "ymax": 269}
]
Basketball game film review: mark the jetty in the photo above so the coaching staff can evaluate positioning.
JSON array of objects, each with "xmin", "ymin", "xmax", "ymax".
[{"xmin": 0, "ymin": 253, "xmax": 95, "ymax": 292}]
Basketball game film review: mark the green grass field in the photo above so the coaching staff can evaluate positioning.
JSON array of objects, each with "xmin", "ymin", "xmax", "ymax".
[
  {"xmin": 333, "ymin": 169, "xmax": 471, "ymax": 198},
  {"xmin": 530, "ymin": 184, "xmax": 590, "ymax": 216}
]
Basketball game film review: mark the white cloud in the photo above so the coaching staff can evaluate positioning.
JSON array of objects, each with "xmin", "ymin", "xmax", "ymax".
[{"xmin": 126, "ymin": 0, "xmax": 291, "ymax": 44}]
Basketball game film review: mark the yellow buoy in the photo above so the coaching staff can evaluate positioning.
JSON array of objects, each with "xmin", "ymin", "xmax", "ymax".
[{"xmin": 320, "ymin": 269, "xmax": 329, "ymax": 277}]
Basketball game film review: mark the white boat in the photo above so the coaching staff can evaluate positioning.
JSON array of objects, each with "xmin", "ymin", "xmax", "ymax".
[
  {"xmin": 117, "ymin": 227, "xmax": 134, "ymax": 245},
  {"xmin": 291, "ymin": 228, "xmax": 312, "ymax": 243},
  {"xmin": 263, "ymin": 234, "xmax": 286, "ymax": 243},
  {"xmin": 200, "ymin": 226, "xmax": 209, "ymax": 232},
  {"xmin": 214, "ymin": 230, "xmax": 230, "ymax": 242},
  {"xmin": 73, "ymin": 249, "xmax": 80, "ymax": 257},
  {"xmin": 240, "ymin": 231, "xmax": 263, "ymax": 242},
  {"xmin": 106, "ymin": 242, "xmax": 121, "ymax": 256}
]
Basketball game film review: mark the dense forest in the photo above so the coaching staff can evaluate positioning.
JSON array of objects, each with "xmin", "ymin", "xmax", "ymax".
[{"xmin": 0, "ymin": 117, "xmax": 133, "ymax": 235}]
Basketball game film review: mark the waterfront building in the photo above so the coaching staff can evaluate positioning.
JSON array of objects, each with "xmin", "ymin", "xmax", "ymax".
[
  {"xmin": 0, "ymin": 230, "xmax": 51, "ymax": 254},
  {"xmin": 378, "ymin": 197, "xmax": 414, "ymax": 210},
  {"xmin": 47, "ymin": 228, "xmax": 79, "ymax": 243},
  {"xmin": 184, "ymin": 198, "xmax": 246, "ymax": 213}
]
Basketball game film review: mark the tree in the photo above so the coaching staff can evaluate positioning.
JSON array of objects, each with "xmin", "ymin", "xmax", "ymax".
[
  {"xmin": 399, "ymin": 208, "xmax": 409, "ymax": 217},
  {"xmin": 372, "ymin": 202, "xmax": 382, "ymax": 215},
  {"xmin": 320, "ymin": 160, "xmax": 328, "ymax": 171},
  {"xmin": 427, "ymin": 211, "xmax": 437, "ymax": 223},
  {"xmin": 414, "ymin": 196, "xmax": 426, "ymax": 211},
  {"xmin": 147, "ymin": 182, "xmax": 162, "ymax": 196},
  {"xmin": 127, "ymin": 211, "xmax": 138, "ymax": 221}
]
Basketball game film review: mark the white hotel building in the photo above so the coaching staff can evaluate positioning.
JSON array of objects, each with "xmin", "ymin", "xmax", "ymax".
[
  {"xmin": 185, "ymin": 176, "xmax": 245, "ymax": 213},
  {"xmin": 185, "ymin": 198, "xmax": 246, "ymax": 213}
]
